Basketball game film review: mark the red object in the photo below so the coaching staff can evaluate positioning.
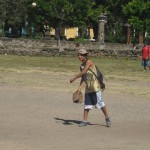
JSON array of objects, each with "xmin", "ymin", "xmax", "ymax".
[{"xmin": 142, "ymin": 46, "xmax": 150, "ymax": 59}]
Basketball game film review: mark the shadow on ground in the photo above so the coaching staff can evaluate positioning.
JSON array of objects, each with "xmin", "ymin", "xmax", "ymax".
[{"xmin": 54, "ymin": 117, "xmax": 101, "ymax": 126}]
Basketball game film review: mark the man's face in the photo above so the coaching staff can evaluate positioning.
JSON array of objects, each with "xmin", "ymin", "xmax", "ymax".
[
  {"xmin": 78, "ymin": 54, "xmax": 86, "ymax": 62},
  {"xmin": 78, "ymin": 54, "xmax": 85, "ymax": 61}
]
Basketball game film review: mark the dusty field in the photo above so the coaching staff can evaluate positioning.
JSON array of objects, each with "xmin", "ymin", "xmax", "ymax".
[{"xmin": 0, "ymin": 71, "xmax": 150, "ymax": 150}]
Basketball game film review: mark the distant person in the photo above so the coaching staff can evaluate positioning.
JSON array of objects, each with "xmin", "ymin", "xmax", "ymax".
[
  {"xmin": 131, "ymin": 44, "xmax": 138, "ymax": 57},
  {"xmin": 70, "ymin": 48, "xmax": 111, "ymax": 127},
  {"xmin": 141, "ymin": 43, "xmax": 150, "ymax": 71},
  {"xmin": 75, "ymin": 43, "xmax": 80, "ymax": 48}
]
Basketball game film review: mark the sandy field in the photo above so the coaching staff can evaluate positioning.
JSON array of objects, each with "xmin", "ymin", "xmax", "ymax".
[{"xmin": 0, "ymin": 71, "xmax": 150, "ymax": 150}]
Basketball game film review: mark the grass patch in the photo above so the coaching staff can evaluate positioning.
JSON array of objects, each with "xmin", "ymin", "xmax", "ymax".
[
  {"xmin": 0, "ymin": 55, "xmax": 149, "ymax": 80},
  {"xmin": 0, "ymin": 55, "xmax": 149, "ymax": 98}
]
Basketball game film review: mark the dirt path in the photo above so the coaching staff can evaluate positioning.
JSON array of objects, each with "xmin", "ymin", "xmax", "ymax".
[{"xmin": 0, "ymin": 72, "xmax": 150, "ymax": 150}]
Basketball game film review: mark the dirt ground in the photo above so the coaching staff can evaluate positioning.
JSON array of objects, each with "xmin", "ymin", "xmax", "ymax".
[{"xmin": 0, "ymin": 71, "xmax": 150, "ymax": 150}]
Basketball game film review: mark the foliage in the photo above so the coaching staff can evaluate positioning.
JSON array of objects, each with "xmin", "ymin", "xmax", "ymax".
[
  {"xmin": 0, "ymin": 0, "xmax": 27, "ymax": 32},
  {"xmin": 87, "ymin": 0, "xmax": 106, "ymax": 40},
  {"xmin": 123, "ymin": 0, "xmax": 150, "ymax": 32},
  {"xmin": 0, "ymin": 0, "xmax": 150, "ymax": 43},
  {"xmin": 87, "ymin": 0, "xmax": 130, "ymax": 40},
  {"xmin": 26, "ymin": 0, "xmax": 93, "ymax": 29}
]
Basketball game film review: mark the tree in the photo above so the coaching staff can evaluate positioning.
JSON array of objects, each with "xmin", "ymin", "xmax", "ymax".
[
  {"xmin": 25, "ymin": 0, "xmax": 93, "ymax": 38},
  {"xmin": 0, "ymin": 0, "xmax": 28, "ymax": 36},
  {"xmin": 103, "ymin": 0, "xmax": 131, "ymax": 43},
  {"xmin": 87, "ymin": 0, "xmax": 131, "ymax": 41},
  {"xmin": 123, "ymin": 0, "xmax": 150, "ymax": 42},
  {"xmin": 87, "ymin": 0, "xmax": 106, "ymax": 40}
]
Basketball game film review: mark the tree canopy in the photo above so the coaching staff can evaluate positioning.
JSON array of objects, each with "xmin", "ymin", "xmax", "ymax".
[
  {"xmin": 0, "ymin": 0, "xmax": 150, "ymax": 42},
  {"xmin": 123, "ymin": 0, "xmax": 150, "ymax": 33}
]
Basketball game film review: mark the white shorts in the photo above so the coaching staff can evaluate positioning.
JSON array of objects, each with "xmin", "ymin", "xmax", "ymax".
[{"xmin": 84, "ymin": 91, "xmax": 105, "ymax": 110}]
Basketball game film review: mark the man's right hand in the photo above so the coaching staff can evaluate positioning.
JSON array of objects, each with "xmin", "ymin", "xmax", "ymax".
[{"xmin": 70, "ymin": 77, "xmax": 75, "ymax": 83}]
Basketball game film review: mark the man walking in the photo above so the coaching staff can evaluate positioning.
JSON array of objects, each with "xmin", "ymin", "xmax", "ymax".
[{"xmin": 70, "ymin": 48, "xmax": 111, "ymax": 127}]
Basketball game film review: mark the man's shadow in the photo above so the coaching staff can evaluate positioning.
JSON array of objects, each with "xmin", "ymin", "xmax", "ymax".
[
  {"xmin": 54, "ymin": 117, "xmax": 99, "ymax": 126},
  {"xmin": 55, "ymin": 117, "xmax": 80, "ymax": 125}
]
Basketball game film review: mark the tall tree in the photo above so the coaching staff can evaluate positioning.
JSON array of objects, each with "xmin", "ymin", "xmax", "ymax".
[
  {"xmin": 87, "ymin": 0, "xmax": 106, "ymax": 40},
  {"xmin": 0, "ymin": 0, "xmax": 28, "ymax": 36},
  {"xmin": 88, "ymin": 0, "xmax": 131, "ymax": 40},
  {"xmin": 123, "ymin": 0, "xmax": 150, "ymax": 33},
  {"xmin": 26, "ymin": 0, "xmax": 93, "ymax": 35}
]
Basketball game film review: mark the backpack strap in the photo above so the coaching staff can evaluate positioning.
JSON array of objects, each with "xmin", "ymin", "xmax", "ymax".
[
  {"xmin": 88, "ymin": 68, "xmax": 98, "ymax": 80},
  {"xmin": 88, "ymin": 67, "xmax": 105, "ymax": 90}
]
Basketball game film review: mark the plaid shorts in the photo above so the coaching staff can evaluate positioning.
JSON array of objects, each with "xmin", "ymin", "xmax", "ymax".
[{"xmin": 84, "ymin": 91, "xmax": 105, "ymax": 110}]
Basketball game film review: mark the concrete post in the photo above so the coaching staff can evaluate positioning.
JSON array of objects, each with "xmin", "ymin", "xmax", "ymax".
[
  {"xmin": 98, "ymin": 14, "xmax": 106, "ymax": 49},
  {"xmin": 98, "ymin": 20, "xmax": 105, "ymax": 44},
  {"xmin": 124, "ymin": 23, "xmax": 131, "ymax": 44},
  {"xmin": 138, "ymin": 33, "xmax": 143, "ymax": 44},
  {"xmin": 127, "ymin": 25, "xmax": 131, "ymax": 44}
]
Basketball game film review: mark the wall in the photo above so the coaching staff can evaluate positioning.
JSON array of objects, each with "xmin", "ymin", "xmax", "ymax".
[
  {"xmin": 0, "ymin": 38, "xmax": 142, "ymax": 57},
  {"xmin": 50, "ymin": 27, "xmax": 94, "ymax": 40},
  {"xmin": 65, "ymin": 28, "xmax": 78, "ymax": 39}
]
